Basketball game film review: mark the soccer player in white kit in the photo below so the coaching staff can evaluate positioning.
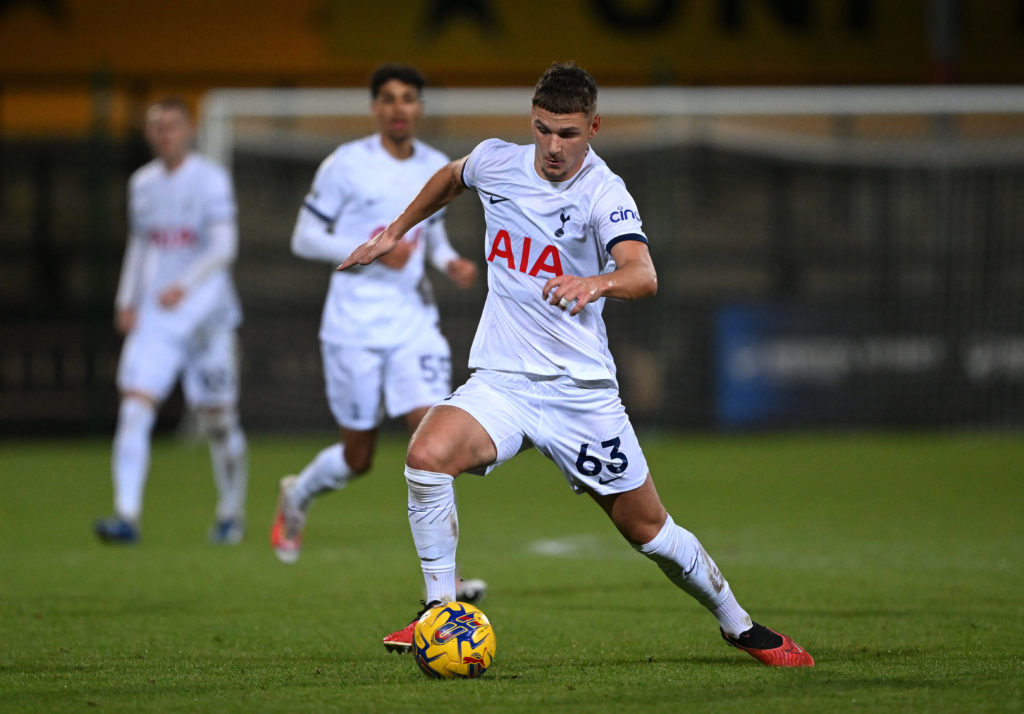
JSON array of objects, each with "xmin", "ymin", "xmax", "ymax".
[
  {"xmin": 95, "ymin": 98, "xmax": 248, "ymax": 545},
  {"xmin": 341, "ymin": 63, "xmax": 814, "ymax": 667},
  {"xmin": 269, "ymin": 65, "xmax": 484, "ymax": 600}
]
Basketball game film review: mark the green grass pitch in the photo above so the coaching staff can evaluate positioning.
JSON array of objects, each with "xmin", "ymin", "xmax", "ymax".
[{"xmin": 2, "ymin": 431, "xmax": 1022, "ymax": 712}]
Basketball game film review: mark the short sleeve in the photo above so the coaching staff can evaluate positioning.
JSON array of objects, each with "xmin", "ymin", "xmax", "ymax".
[
  {"xmin": 592, "ymin": 179, "xmax": 647, "ymax": 254},
  {"xmin": 303, "ymin": 151, "xmax": 351, "ymax": 224},
  {"xmin": 461, "ymin": 138, "xmax": 509, "ymax": 191},
  {"xmin": 204, "ymin": 165, "xmax": 237, "ymax": 224}
]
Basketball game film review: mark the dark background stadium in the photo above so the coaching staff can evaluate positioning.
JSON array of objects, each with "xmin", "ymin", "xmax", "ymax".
[{"xmin": 2, "ymin": 0, "xmax": 1023, "ymax": 435}]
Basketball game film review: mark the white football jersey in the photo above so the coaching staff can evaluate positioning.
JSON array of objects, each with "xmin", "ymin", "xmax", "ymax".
[
  {"xmin": 303, "ymin": 135, "xmax": 451, "ymax": 347},
  {"xmin": 462, "ymin": 139, "xmax": 648, "ymax": 386},
  {"xmin": 126, "ymin": 153, "xmax": 241, "ymax": 338}
]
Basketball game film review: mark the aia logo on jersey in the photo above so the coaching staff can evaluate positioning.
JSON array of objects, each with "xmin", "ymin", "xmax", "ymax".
[
  {"xmin": 487, "ymin": 229, "xmax": 562, "ymax": 278},
  {"xmin": 609, "ymin": 206, "xmax": 639, "ymax": 223},
  {"xmin": 148, "ymin": 228, "xmax": 198, "ymax": 249}
]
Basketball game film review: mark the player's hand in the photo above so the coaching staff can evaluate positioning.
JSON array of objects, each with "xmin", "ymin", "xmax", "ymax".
[
  {"xmin": 542, "ymin": 274, "xmax": 601, "ymax": 316},
  {"xmin": 338, "ymin": 229, "xmax": 403, "ymax": 271},
  {"xmin": 115, "ymin": 308, "xmax": 137, "ymax": 335},
  {"xmin": 446, "ymin": 257, "xmax": 478, "ymax": 289},
  {"xmin": 378, "ymin": 234, "xmax": 418, "ymax": 270},
  {"xmin": 159, "ymin": 285, "xmax": 185, "ymax": 308}
]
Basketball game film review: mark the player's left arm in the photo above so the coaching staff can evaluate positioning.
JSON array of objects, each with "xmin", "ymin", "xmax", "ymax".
[
  {"xmin": 114, "ymin": 231, "xmax": 147, "ymax": 332},
  {"xmin": 542, "ymin": 239, "xmax": 657, "ymax": 316}
]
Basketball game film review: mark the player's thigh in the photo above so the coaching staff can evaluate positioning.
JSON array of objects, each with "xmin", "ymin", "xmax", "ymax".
[
  {"xmin": 407, "ymin": 371, "xmax": 531, "ymax": 476},
  {"xmin": 383, "ymin": 327, "xmax": 451, "ymax": 418},
  {"xmin": 182, "ymin": 327, "xmax": 240, "ymax": 408},
  {"xmin": 117, "ymin": 327, "xmax": 187, "ymax": 403},
  {"xmin": 406, "ymin": 405, "xmax": 497, "ymax": 476},
  {"xmin": 321, "ymin": 341, "xmax": 386, "ymax": 430},
  {"xmin": 535, "ymin": 384, "xmax": 650, "ymax": 496}
]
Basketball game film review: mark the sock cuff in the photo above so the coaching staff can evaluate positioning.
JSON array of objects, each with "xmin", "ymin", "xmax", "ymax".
[
  {"xmin": 405, "ymin": 466, "xmax": 454, "ymax": 486},
  {"xmin": 196, "ymin": 407, "xmax": 240, "ymax": 435},
  {"xmin": 635, "ymin": 513, "xmax": 676, "ymax": 555},
  {"xmin": 406, "ymin": 466, "xmax": 454, "ymax": 505},
  {"xmin": 323, "ymin": 442, "xmax": 345, "ymax": 467}
]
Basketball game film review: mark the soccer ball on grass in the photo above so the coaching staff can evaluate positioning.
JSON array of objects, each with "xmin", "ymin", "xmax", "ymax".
[{"xmin": 413, "ymin": 601, "xmax": 496, "ymax": 679}]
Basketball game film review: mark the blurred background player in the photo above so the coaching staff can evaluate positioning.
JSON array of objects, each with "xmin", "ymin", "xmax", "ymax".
[
  {"xmin": 95, "ymin": 98, "xmax": 248, "ymax": 545},
  {"xmin": 270, "ymin": 64, "xmax": 485, "ymax": 600},
  {"xmin": 342, "ymin": 62, "xmax": 813, "ymax": 667}
]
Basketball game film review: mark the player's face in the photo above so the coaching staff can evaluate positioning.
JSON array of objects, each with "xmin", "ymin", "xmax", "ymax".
[
  {"xmin": 145, "ymin": 106, "xmax": 193, "ymax": 169},
  {"xmin": 373, "ymin": 79, "xmax": 423, "ymax": 144},
  {"xmin": 530, "ymin": 107, "xmax": 601, "ymax": 182}
]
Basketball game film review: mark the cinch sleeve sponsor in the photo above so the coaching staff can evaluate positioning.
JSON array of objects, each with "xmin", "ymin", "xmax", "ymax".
[{"xmin": 592, "ymin": 179, "xmax": 646, "ymax": 255}]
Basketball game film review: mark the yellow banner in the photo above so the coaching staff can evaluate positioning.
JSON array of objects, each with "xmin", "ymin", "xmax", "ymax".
[{"xmin": 2, "ymin": 0, "xmax": 1021, "ymax": 84}]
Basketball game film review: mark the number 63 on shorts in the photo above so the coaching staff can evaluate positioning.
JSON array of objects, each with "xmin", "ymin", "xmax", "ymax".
[{"xmin": 547, "ymin": 423, "xmax": 648, "ymax": 496}]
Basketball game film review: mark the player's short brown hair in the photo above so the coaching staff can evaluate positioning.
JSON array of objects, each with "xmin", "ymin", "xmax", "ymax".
[
  {"xmin": 149, "ymin": 96, "xmax": 192, "ymax": 119},
  {"xmin": 370, "ymin": 64, "xmax": 426, "ymax": 99},
  {"xmin": 531, "ymin": 61, "xmax": 598, "ymax": 116}
]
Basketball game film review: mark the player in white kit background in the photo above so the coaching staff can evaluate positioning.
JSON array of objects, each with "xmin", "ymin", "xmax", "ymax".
[
  {"xmin": 341, "ymin": 62, "xmax": 814, "ymax": 667},
  {"xmin": 96, "ymin": 98, "xmax": 248, "ymax": 545},
  {"xmin": 270, "ymin": 65, "xmax": 484, "ymax": 600}
]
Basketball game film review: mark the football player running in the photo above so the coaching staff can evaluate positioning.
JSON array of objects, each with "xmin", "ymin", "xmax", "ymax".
[
  {"xmin": 96, "ymin": 98, "xmax": 248, "ymax": 545},
  {"xmin": 270, "ymin": 64, "xmax": 485, "ymax": 602},
  {"xmin": 341, "ymin": 62, "xmax": 814, "ymax": 667}
]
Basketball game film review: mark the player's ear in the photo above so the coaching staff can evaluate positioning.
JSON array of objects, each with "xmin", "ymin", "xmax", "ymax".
[{"xmin": 589, "ymin": 113, "xmax": 601, "ymax": 139}]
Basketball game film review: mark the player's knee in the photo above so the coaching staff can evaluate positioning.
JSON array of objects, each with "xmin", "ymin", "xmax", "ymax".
[
  {"xmin": 629, "ymin": 519, "xmax": 668, "ymax": 547},
  {"xmin": 613, "ymin": 507, "xmax": 668, "ymax": 546},
  {"xmin": 344, "ymin": 448, "xmax": 373, "ymax": 475},
  {"xmin": 196, "ymin": 407, "xmax": 238, "ymax": 441},
  {"xmin": 117, "ymin": 396, "xmax": 156, "ymax": 435},
  {"xmin": 405, "ymin": 434, "xmax": 447, "ymax": 474}
]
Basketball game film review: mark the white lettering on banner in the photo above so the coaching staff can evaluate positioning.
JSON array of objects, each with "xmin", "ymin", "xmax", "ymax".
[
  {"xmin": 963, "ymin": 338, "xmax": 1024, "ymax": 382},
  {"xmin": 728, "ymin": 336, "xmax": 947, "ymax": 384}
]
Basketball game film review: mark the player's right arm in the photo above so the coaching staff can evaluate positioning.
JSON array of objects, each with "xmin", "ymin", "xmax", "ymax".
[
  {"xmin": 114, "ymin": 232, "xmax": 146, "ymax": 334},
  {"xmin": 338, "ymin": 157, "xmax": 468, "ymax": 271},
  {"xmin": 290, "ymin": 207, "xmax": 368, "ymax": 264},
  {"xmin": 290, "ymin": 150, "xmax": 370, "ymax": 265}
]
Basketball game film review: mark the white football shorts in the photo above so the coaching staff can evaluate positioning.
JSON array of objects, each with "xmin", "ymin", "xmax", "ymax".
[
  {"xmin": 321, "ymin": 326, "xmax": 452, "ymax": 431},
  {"xmin": 117, "ymin": 322, "xmax": 240, "ymax": 408},
  {"xmin": 441, "ymin": 369, "xmax": 650, "ymax": 496}
]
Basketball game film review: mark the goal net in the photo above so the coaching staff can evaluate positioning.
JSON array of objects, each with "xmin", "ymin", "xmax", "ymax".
[{"xmin": 198, "ymin": 86, "xmax": 1024, "ymax": 431}]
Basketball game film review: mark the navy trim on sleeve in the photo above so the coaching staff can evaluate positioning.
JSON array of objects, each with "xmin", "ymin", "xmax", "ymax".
[
  {"xmin": 605, "ymin": 233, "xmax": 649, "ymax": 252},
  {"xmin": 303, "ymin": 201, "xmax": 334, "ymax": 224},
  {"xmin": 460, "ymin": 160, "xmax": 473, "ymax": 190}
]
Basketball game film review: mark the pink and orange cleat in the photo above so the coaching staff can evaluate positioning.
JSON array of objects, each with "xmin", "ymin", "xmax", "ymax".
[{"xmin": 721, "ymin": 623, "xmax": 815, "ymax": 667}]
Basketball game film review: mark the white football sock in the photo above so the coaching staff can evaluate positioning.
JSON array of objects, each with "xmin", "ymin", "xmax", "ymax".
[
  {"xmin": 406, "ymin": 466, "xmax": 458, "ymax": 604},
  {"xmin": 635, "ymin": 514, "xmax": 753, "ymax": 638},
  {"xmin": 289, "ymin": 443, "xmax": 354, "ymax": 511},
  {"xmin": 199, "ymin": 409, "xmax": 248, "ymax": 521},
  {"xmin": 112, "ymin": 397, "xmax": 156, "ymax": 523}
]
